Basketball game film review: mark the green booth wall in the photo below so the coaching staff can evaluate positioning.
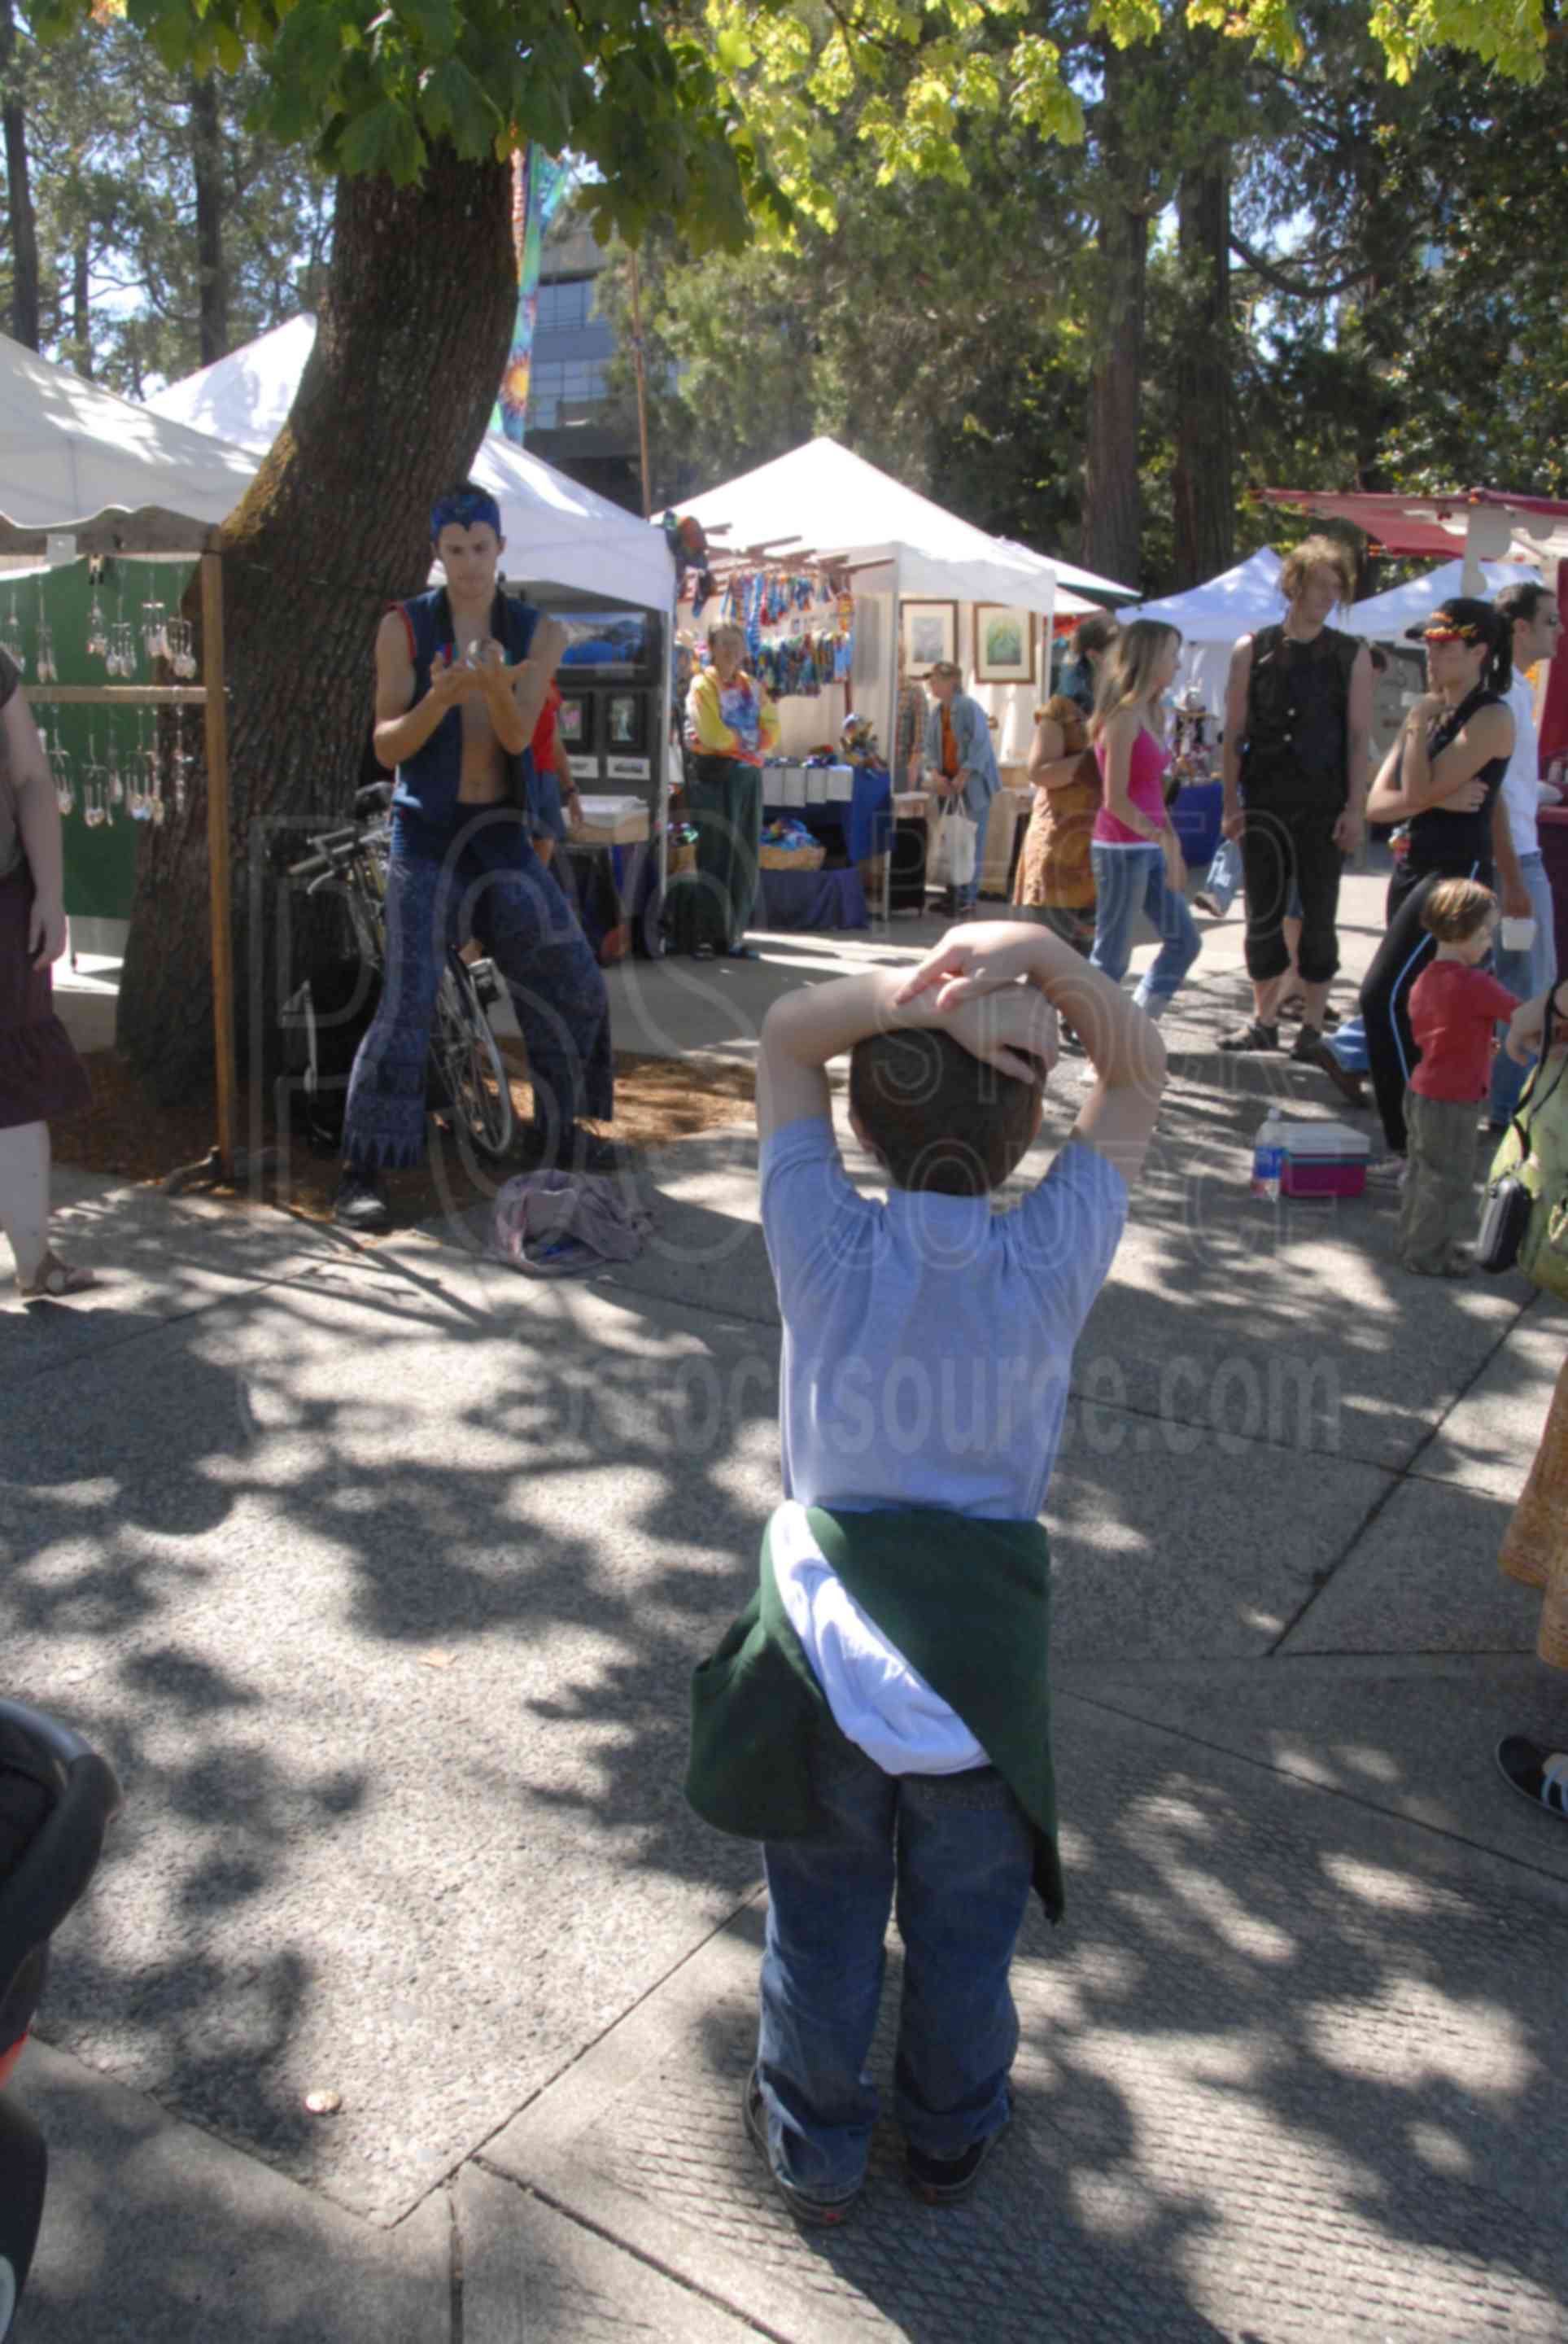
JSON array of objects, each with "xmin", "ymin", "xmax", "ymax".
[{"xmin": 11, "ymin": 555, "xmax": 197, "ymax": 927}]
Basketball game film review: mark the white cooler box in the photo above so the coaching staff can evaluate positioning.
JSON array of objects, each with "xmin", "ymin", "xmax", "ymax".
[{"xmin": 574, "ymin": 795, "xmax": 650, "ymax": 846}]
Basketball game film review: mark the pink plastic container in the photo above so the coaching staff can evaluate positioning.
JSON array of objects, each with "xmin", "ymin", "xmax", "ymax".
[{"xmin": 1279, "ymin": 1120, "xmax": 1369, "ymax": 1200}]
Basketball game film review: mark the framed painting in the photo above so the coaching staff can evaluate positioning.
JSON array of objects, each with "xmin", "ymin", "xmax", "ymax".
[
  {"xmin": 900, "ymin": 599, "xmax": 959, "ymax": 679},
  {"xmin": 973, "ymin": 604, "xmax": 1036, "ymax": 685}
]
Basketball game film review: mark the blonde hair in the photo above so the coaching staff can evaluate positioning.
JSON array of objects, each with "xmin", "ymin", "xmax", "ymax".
[
  {"xmin": 706, "ymin": 621, "xmax": 745, "ymax": 659},
  {"xmin": 1091, "ymin": 621, "xmax": 1181, "ymax": 740},
  {"xmin": 1421, "ymin": 878, "xmax": 1496, "ymax": 944},
  {"xmin": 1279, "ymin": 534, "xmax": 1355, "ymax": 608}
]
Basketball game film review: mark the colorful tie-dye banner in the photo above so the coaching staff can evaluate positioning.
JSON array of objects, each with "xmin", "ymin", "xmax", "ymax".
[{"xmin": 493, "ymin": 147, "xmax": 569, "ymax": 444}]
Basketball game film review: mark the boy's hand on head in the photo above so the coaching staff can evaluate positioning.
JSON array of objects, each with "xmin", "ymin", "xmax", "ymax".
[
  {"xmin": 895, "ymin": 922, "xmax": 1043, "ymax": 1011},
  {"xmin": 943, "ymin": 986, "xmax": 1058, "ymax": 1083}
]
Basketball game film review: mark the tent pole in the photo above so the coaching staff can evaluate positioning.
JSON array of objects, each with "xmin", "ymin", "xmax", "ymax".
[{"xmin": 200, "ymin": 551, "xmax": 238, "ymax": 1176}]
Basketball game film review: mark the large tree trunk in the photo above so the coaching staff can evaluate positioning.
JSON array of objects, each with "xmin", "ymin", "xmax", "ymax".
[
  {"xmin": 1170, "ymin": 157, "xmax": 1234, "ymax": 587},
  {"xmin": 189, "ymin": 72, "xmax": 229, "ymax": 364},
  {"xmin": 1081, "ymin": 40, "xmax": 1149, "ymax": 588},
  {"xmin": 0, "ymin": 0, "xmax": 40, "ymax": 349},
  {"xmin": 116, "ymin": 144, "xmax": 516, "ymax": 1106}
]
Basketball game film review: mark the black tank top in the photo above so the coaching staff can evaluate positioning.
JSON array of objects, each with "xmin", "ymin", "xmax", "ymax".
[
  {"xmin": 1242, "ymin": 623, "xmax": 1360, "ymax": 809},
  {"xmin": 1404, "ymin": 687, "xmax": 1510, "ymax": 881}
]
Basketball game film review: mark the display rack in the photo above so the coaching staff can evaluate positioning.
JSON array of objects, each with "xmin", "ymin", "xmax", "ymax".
[{"xmin": 4, "ymin": 526, "xmax": 237, "ymax": 1183}]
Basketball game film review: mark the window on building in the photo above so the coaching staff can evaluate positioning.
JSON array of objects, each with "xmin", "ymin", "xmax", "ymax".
[
  {"xmin": 529, "ymin": 357, "xmax": 609, "ymax": 428},
  {"xmin": 535, "ymin": 277, "xmax": 593, "ymax": 333}
]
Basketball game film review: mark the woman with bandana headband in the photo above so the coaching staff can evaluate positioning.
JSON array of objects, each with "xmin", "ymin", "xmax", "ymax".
[
  {"xmin": 1357, "ymin": 597, "xmax": 1521, "ymax": 1179},
  {"xmin": 334, "ymin": 482, "xmax": 617, "ymax": 1228}
]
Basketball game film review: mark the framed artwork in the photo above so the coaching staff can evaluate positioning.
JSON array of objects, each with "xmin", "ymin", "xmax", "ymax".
[
  {"xmin": 900, "ymin": 599, "xmax": 959, "ymax": 679},
  {"xmin": 557, "ymin": 693, "xmax": 592, "ymax": 748},
  {"xmin": 973, "ymin": 604, "xmax": 1036, "ymax": 685},
  {"xmin": 607, "ymin": 690, "xmax": 645, "ymax": 750}
]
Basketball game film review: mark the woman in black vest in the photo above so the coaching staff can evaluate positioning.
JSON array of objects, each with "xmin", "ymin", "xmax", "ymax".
[{"xmin": 1360, "ymin": 599, "xmax": 1517, "ymax": 1169}]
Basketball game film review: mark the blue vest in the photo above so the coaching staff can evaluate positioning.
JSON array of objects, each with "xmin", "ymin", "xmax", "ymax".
[{"xmin": 391, "ymin": 585, "xmax": 539, "ymax": 830}]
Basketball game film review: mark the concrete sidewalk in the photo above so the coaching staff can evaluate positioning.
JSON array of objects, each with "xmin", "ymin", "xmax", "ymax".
[{"xmin": 8, "ymin": 881, "xmax": 1568, "ymax": 2341}]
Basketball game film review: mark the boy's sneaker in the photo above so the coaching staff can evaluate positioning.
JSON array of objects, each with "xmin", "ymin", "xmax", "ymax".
[
  {"xmin": 906, "ymin": 2106, "xmax": 1012, "ymax": 2207},
  {"xmin": 742, "ymin": 2069, "xmax": 861, "ymax": 2228},
  {"xmin": 333, "ymin": 1168, "xmax": 391, "ymax": 1230}
]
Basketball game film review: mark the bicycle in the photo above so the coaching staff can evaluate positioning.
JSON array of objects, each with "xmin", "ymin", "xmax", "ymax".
[{"xmin": 286, "ymin": 783, "xmax": 517, "ymax": 1163}]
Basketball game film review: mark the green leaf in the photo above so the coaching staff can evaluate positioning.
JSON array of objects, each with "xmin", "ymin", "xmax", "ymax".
[
  {"xmin": 418, "ymin": 54, "xmax": 497, "ymax": 153},
  {"xmin": 338, "ymin": 93, "xmax": 426, "ymax": 181}
]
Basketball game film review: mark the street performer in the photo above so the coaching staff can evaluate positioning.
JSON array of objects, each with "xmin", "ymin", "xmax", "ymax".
[
  {"xmin": 335, "ymin": 482, "xmax": 616, "ymax": 1229},
  {"xmin": 1219, "ymin": 536, "xmax": 1373, "ymax": 1062}
]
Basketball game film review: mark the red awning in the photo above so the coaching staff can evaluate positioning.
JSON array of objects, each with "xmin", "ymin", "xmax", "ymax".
[{"xmin": 1252, "ymin": 486, "xmax": 1568, "ymax": 564}]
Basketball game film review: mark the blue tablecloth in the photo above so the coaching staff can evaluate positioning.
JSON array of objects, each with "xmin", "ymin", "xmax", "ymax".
[
  {"xmin": 762, "ymin": 766, "xmax": 893, "ymax": 865},
  {"xmin": 756, "ymin": 864, "xmax": 869, "ymax": 932}
]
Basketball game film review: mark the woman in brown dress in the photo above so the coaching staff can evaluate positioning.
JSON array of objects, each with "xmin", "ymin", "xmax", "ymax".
[
  {"xmin": 0, "ymin": 647, "xmax": 95, "ymax": 1299},
  {"xmin": 1011, "ymin": 701, "xmax": 1103, "ymax": 954}
]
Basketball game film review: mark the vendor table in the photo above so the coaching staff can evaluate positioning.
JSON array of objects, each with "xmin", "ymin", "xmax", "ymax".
[
  {"xmin": 762, "ymin": 766, "xmax": 893, "ymax": 867},
  {"xmin": 561, "ymin": 837, "xmax": 662, "ymax": 960},
  {"xmin": 756, "ymin": 864, "xmax": 869, "ymax": 933}
]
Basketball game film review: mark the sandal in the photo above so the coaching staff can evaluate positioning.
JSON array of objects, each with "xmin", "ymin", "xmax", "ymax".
[
  {"xmin": 1217, "ymin": 1020, "xmax": 1279, "ymax": 1053},
  {"xmin": 18, "ymin": 1251, "xmax": 98, "ymax": 1301},
  {"xmin": 1496, "ymin": 1735, "xmax": 1568, "ymax": 1821}
]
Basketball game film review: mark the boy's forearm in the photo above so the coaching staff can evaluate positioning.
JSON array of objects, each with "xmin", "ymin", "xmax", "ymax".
[{"xmin": 762, "ymin": 970, "xmax": 920, "ymax": 1070}]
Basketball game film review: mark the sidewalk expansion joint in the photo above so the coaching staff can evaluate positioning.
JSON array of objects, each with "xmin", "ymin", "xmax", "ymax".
[
  {"xmin": 473, "ymin": 2166, "xmax": 786, "ymax": 2344},
  {"xmin": 1264, "ymin": 1293, "xmax": 1536, "ymax": 1652},
  {"xmin": 446, "ymin": 2179, "xmax": 465, "ymax": 2344},
  {"xmin": 1057, "ymin": 1681, "xmax": 1568, "ymax": 1897},
  {"xmin": 421, "ymin": 1881, "xmax": 766, "ymax": 2191}
]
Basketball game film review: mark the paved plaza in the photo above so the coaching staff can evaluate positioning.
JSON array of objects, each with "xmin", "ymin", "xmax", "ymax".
[{"xmin": 6, "ymin": 874, "xmax": 1568, "ymax": 2342}]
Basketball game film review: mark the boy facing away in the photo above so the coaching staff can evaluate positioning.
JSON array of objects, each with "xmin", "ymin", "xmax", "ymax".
[
  {"xmin": 1400, "ymin": 880, "xmax": 1519, "ymax": 1277},
  {"xmin": 686, "ymin": 920, "xmax": 1167, "ymax": 2224}
]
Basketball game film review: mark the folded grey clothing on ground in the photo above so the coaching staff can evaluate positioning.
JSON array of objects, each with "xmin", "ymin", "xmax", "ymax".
[{"xmin": 491, "ymin": 1170, "xmax": 653, "ymax": 1274}]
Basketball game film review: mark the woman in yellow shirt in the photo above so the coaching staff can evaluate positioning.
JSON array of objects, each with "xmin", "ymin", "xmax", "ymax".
[{"xmin": 676, "ymin": 623, "xmax": 780, "ymax": 958}]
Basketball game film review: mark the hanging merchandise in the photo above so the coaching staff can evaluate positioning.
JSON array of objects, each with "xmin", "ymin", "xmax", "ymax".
[
  {"xmin": 34, "ymin": 582, "xmax": 56, "ymax": 684},
  {"xmin": 2, "ymin": 588, "xmax": 24, "ymax": 675},
  {"xmin": 85, "ymin": 577, "xmax": 108, "ymax": 661}
]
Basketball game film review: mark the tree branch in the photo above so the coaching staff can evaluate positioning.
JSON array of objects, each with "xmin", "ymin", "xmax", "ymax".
[{"xmin": 1228, "ymin": 228, "xmax": 1368, "ymax": 300}]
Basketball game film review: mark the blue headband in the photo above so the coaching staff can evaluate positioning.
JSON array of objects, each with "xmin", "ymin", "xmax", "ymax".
[{"xmin": 430, "ymin": 487, "xmax": 502, "ymax": 540}]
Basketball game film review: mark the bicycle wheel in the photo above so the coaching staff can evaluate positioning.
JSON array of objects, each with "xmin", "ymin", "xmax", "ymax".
[{"xmin": 430, "ymin": 960, "xmax": 516, "ymax": 1161}]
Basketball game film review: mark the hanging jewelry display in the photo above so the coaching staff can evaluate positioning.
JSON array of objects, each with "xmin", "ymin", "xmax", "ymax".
[
  {"xmin": 85, "ymin": 579, "xmax": 109, "ymax": 661},
  {"xmin": 148, "ymin": 706, "xmax": 167, "ymax": 825},
  {"xmin": 165, "ymin": 615, "xmax": 197, "ymax": 680},
  {"xmin": 2, "ymin": 588, "xmax": 24, "ymax": 674},
  {"xmin": 141, "ymin": 590, "xmax": 168, "ymax": 663},
  {"xmin": 46, "ymin": 719, "xmax": 76, "ymax": 818},
  {"xmin": 172, "ymin": 706, "xmax": 192, "ymax": 816},
  {"xmin": 104, "ymin": 723, "xmax": 122, "ymax": 811},
  {"xmin": 34, "ymin": 581, "xmax": 57, "ymax": 684}
]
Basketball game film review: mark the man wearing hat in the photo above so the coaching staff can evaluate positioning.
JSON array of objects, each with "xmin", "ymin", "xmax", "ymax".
[{"xmin": 334, "ymin": 481, "xmax": 616, "ymax": 1228}]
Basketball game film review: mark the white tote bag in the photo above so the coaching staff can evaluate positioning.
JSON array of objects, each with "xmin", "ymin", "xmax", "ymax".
[{"xmin": 930, "ymin": 808, "xmax": 978, "ymax": 889}]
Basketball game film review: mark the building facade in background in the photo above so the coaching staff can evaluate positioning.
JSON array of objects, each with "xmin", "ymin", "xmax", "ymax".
[{"xmin": 527, "ymin": 217, "xmax": 642, "ymax": 514}]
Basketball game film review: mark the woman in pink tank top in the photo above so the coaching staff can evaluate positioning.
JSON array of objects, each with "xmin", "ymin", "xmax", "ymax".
[{"xmin": 1087, "ymin": 623, "xmax": 1203, "ymax": 1019}]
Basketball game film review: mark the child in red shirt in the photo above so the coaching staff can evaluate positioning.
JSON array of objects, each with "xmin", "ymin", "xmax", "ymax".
[{"xmin": 1400, "ymin": 879, "xmax": 1519, "ymax": 1276}]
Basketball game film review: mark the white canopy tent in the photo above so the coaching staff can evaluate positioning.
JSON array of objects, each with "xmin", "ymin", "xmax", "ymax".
[
  {"xmin": 1337, "ymin": 556, "xmax": 1535, "ymax": 640},
  {"xmin": 1118, "ymin": 547, "xmax": 1287, "ymax": 718},
  {"xmin": 147, "ymin": 317, "xmax": 675, "ymax": 614},
  {"xmin": 0, "ymin": 328, "xmax": 256, "ymax": 554},
  {"xmin": 683, "ymin": 436, "xmax": 1093, "ymax": 767}
]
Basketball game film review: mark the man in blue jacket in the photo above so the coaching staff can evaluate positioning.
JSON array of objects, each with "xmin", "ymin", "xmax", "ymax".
[
  {"xmin": 335, "ymin": 483, "xmax": 615, "ymax": 1228},
  {"xmin": 922, "ymin": 660, "xmax": 999, "ymax": 913}
]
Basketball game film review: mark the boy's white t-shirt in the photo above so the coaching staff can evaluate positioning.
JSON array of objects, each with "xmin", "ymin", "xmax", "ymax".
[{"xmin": 759, "ymin": 1118, "xmax": 1129, "ymax": 1770}]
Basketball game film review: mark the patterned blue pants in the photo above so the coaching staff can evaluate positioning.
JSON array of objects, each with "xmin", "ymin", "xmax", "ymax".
[{"xmin": 343, "ymin": 808, "xmax": 614, "ymax": 1170}]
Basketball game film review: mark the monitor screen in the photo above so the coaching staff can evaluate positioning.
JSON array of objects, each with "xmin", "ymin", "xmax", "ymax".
[{"xmin": 556, "ymin": 610, "xmax": 650, "ymax": 676}]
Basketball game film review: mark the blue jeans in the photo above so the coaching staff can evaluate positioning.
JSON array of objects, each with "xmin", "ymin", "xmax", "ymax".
[
  {"xmin": 1489, "ymin": 851, "xmax": 1558, "ymax": 1125},
  {"xmin": 757, "ymin": 1737, "xmax": 1033, "ymax": 2201},
  {"xmin": 1089, "ymin": 842, "xmax": 1202, "ymax": 1009},
  {"xmin": 343, "ymin": 807, "xmax": 613, "ymax": 1170}
]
